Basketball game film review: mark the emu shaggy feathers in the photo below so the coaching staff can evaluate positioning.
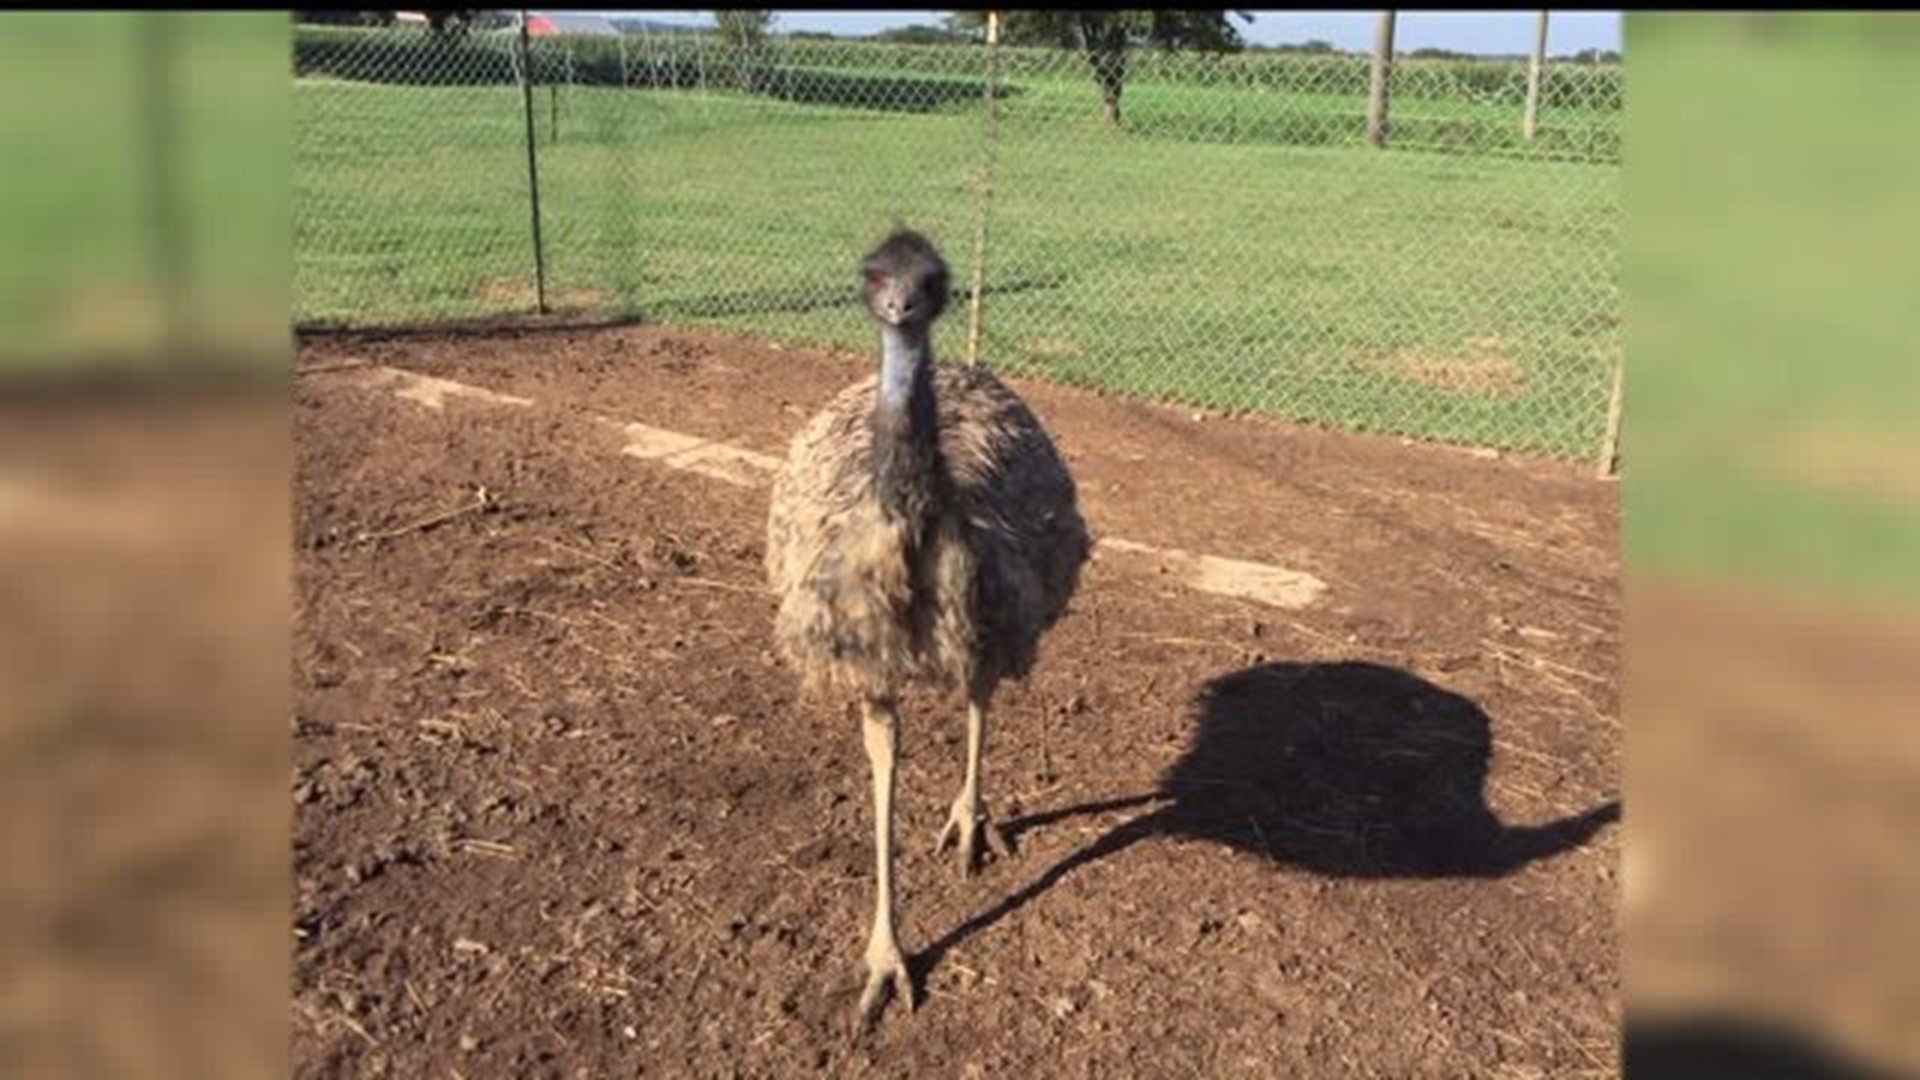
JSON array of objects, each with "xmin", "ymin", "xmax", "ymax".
[
  {"xmin": 767, "ymin": 227, "xmax": 1087, "ymax": 1030},
  {"xmin": 765, "ymin": 363, "xmax": 1089, "ymax": 699}
]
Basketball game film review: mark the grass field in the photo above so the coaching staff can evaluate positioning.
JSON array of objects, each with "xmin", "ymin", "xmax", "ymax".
[
  {"xmin": 0, "ymin": 14, "xmax": 288, "ymax": 372},
  {"xmin": 1623, "ymin": 17, "xmax": 1920, "ymax": 606},
  {"xmin": 294, "ymin": 59, "xmax": 1620, "ymax": 458}
]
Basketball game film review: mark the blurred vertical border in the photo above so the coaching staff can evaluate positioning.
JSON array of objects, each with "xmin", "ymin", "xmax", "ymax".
[
  {"xmin": 1625, "ymin": 11, "xmax": 1920, "ymax": 1079},
  {"xmin": 0, "ymin": 13, "xmax": 290, "ymax": 1080}
]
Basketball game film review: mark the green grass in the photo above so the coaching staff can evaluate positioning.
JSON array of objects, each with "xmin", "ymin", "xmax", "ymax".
[
  {"xmin": 0, "ymin": 13, "xmax": 289, "ymax": 376},
  {"xmin": 294, "ymin": 74, "xmax": 1619, "ymax": 459},
  {"xmin": 1625, "ymin": 15, "xmax": 1920, "ymax": 606}
]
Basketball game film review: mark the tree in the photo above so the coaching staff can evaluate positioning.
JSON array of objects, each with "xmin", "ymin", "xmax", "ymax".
[
  {"xmin": 714, "ymin": 9, "xmax": 774, "ymax": 50},
  {"xmin": 948, "ymin": 10, "xmax": 1253, "ymax": 126},
  {"xmin": 875, "ymin": 23, "xmax": 967, "ymax": 46},
  {"xmin": 293, "ymin": 10, "xmax": 396, "ymax": 26},
  {"xmin": 714, "ymin": 9, "xmax": 774, "ymax": 90},
  {"xmin": 430, "ymin": 10, "xmax": 478, "ymax": 33},
  {"xmin": 939, "ymin": 12, "xmax": 987, "ymax": 43},
  {"xmin": 1566, "ymin": 47, "xmax": 1623, "ymax": 65}
]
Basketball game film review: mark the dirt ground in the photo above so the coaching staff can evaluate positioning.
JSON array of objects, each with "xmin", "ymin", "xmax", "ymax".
[
  {"xmin": 1, "ymin": 388, "xmax": 291, "ymax": 1080},
  {"xmin": 290, "ymin": 324, "xmax": 1624, "ymax": 1078}
]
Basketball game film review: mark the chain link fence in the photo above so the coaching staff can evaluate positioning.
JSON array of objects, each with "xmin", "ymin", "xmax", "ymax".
[{"xmin": 293, "ymin": 19, "xmax": 1621, "ymax": 464}]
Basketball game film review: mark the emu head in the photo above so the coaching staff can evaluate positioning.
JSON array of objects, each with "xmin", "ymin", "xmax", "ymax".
[{"xmin": 860, "ymin": 228, "xmax": 950, "ymax": 330}]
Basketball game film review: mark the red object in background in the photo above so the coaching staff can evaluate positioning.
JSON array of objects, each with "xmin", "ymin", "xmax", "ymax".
[{"xmin": 525, "ymin": 13, "xmax": 556, "ymax": 36}]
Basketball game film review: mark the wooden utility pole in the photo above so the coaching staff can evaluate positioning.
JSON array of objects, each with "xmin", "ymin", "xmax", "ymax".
[
  {"xmin": 1597, "ymin": 355, "xmax": 1625, "ymax": 479},
  {"xmin": 1366, "ymin": 11, "xmax": 1396, "ymax": 148},
  {"xmin": 1523, "ymin": 10, "xmax": 1549, "ymax": 141}
]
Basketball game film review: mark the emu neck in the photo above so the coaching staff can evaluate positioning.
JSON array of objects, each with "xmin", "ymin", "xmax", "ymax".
[{"xmin": 871, "ymin": 325, "xmax": 938, "ymax": 518}]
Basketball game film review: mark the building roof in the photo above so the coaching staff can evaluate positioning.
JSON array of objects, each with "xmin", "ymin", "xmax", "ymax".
[{"xmin": 534, "ymin": 11, "xmax": 621, "ymax": 36}]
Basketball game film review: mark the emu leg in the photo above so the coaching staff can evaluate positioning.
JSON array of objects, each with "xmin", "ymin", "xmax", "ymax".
[
  {"xmin": 856, "ymin": 698, "xmax": 913, "ymax": 1031},
  {"xmin": 935, "ymin": 690, "xmax": 1011, "ymax": 875}
]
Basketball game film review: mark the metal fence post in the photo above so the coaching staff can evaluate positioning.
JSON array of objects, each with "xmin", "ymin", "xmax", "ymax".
[
  {"xmin": 518, "ymin": 11, "xmax": 550, "ymax": 315},
  {"xmin": 964, "ymin": 11, "xmax": 1002, "ymax": 368}
]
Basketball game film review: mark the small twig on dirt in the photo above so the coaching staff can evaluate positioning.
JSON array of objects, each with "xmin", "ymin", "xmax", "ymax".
[
  {"xmin": 1487, "ymin": 774, "xmax": 1551, "ymax": 808},
  {"xmin": 356, "ymin": 486, "xmax": 497, "ymax": 545},
  {"xmin": 1489, "ymin": 736, "xmax": 1572, "ymax": 771},
  {"xmin": 1488, "ymin": 1028, "xmax": 1529, "ymax": 1053},
  {"xmin": 534, "ymin": 535, "xmax": 623, "ymax": 571},
  {"xmin": 320, "ymin": 1007, "xmax": 377, "ymax": 1048},
  {"xmin": 501, "ymin": 667, "xmax": 537, "ymax": 701},
  {"xmin": 1117, "ymin": 632, "xmax": 1237, "ymax": 650},
  {"xmin": 416, "ymin": 718, "xmax": 467, "ymax": 744},
  {"xmin": 1284, "ymin": 619, "xmax": 1352, "ymax": 652},
  {"xmin": 455, "ymin": 838, "xmax": 520, "ymax": 859},
  {"xmin": 1543, "ymin": 1009, "xmax": 1612, "ymax": 1075},
  {"xmin": 480, "ymin": 955, "xmax": 519, "ymax": 1015},
  {"xmin": 1485, "ymin": 642, "xmax": 1614, "ymax": 724},
  {"xmin": 1010, "ymin": 779, "xmax": 1069, "ymax": 806},
  {"xmin": 670, "ymin": 575, "xmax": 761, "ymax": 596},
  {"xmin": 1482, "ymin": 639, "xmax": 1608, "ymax": 686},
  {"xmin": 588, "ymin": 610, "xmax": 636, "ymax": 635},
  {"xmin": 296, "ymin": 358, "xmax": 371, "ymax": 376},
  {"xmin": 403, "ymin": 978, "xmax": 428, "ymax": 1015}
]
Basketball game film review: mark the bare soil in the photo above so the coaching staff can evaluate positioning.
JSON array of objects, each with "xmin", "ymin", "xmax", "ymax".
[
  {"xmin": 291, "ymin": 325, "xmax": 1624, "ymax": 1078},
  {"xmin": 1, "ymin": 390, "xmax": 290, "ymax": 1080}
]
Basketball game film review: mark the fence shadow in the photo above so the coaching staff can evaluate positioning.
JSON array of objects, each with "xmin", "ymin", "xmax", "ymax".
[
  {"xmin": 919, "ymin": 660, "xmax": 1620, "ymax": 973},
  {"xmin": 751, "ymin": 67, "xmax": 1020, "ymax": 114}
]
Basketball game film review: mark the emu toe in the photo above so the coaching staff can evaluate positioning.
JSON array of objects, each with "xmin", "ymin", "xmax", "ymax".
[
  {"xmin": 853, "ymin": 943, "xmax": 915, "ymax": 1035},
  {"xmin": 935, "ymin": 799, "xmax": 1011, "ymax": 876}
]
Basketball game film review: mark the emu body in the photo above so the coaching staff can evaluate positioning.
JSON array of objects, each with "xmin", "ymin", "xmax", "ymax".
[{"xmin": 764, "ymin": 229, "xmax": 1089, "ymax": 1030}]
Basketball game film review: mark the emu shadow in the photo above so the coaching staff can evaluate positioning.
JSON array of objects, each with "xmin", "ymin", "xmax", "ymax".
[
  {"xmin": 1155, "ymin": 660, "xmax": 1619, "ymax": 878},
  {"xmin": 920, "ymin": 660, "xmax": 1620, "ymax": 969},
  {"xmin": 1625, "ymin": 1012, "xmax": 1917, "ymax": 1080}
]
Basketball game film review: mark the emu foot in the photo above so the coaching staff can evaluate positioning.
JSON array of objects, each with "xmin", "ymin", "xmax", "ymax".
[
  {"xmin": 934, "ymin": 798, "xmax": 1011, "ymax": 876},
  {"xmin": 853, "ymin": 940, "xmax": 915, "ymax": 1036}
]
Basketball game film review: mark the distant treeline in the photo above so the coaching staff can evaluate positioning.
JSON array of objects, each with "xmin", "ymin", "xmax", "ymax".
[{"xmin": 828, "ymin": 22, "xmax": 1621, "ymax": 67}]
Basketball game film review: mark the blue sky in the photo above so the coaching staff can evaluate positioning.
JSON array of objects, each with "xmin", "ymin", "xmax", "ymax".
[{"xmin": 589, "ymin": 11, "xmax": 1624, "ymax": 56}]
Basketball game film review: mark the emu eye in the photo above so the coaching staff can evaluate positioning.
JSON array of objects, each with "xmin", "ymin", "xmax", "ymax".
[{"xmin": 864, "ymin": 270, "xmax": 887, "ymax": 289}]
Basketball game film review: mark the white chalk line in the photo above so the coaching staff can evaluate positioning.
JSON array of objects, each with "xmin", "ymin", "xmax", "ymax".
[{"xmin": 327, "ymin": 363, "xmax": 1328, "ymax": 611}]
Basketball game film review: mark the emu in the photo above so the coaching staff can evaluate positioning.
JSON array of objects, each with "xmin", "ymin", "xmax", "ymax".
[{"xmin": 764, "ymin": 228, "xmax": 1090, "ymax": 1030}]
